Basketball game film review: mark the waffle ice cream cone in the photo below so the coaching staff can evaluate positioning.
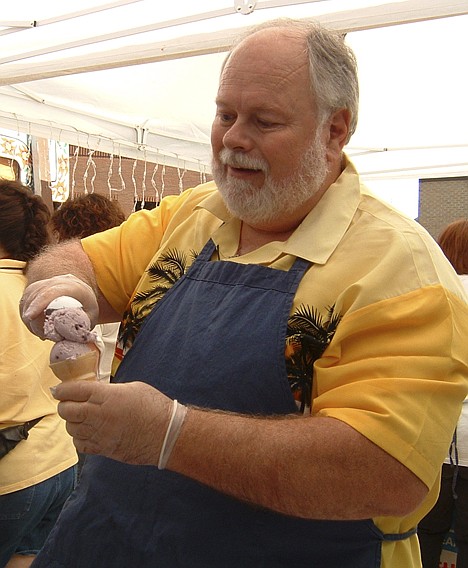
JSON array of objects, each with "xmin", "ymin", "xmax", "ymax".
[{"xmin": 50, "ymin": 349, "xmax": 99, "ymax": 382}]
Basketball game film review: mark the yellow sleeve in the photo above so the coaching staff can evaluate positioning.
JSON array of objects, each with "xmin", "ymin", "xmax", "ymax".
[
  {"xmin": 313, "ymin": 284, "xmax": 468, "ymax": 489},
  {"xmin": 81, "ymin": 191, "xmax": 194, "ymax": 315}
]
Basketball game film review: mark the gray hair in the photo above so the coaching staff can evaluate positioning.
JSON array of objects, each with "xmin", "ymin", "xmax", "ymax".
[{"xmin": 225, "ymin": 18, "xmax": 359, "ymax": 143}]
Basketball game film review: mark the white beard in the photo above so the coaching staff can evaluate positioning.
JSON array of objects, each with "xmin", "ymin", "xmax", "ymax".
[{"xmin": 212, "ymin": 134, "xmax": 329, "ymax": 226}]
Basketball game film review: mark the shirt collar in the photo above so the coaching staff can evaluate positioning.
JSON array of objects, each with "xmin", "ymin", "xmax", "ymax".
[
  {"xmin": 0, "ymin": 259, "xmax": 26, "ymax": 272},
  {"xmin": 198, "ymin": 155, "xmax": 361, "ymax": 264},
  {"xmin": 283, "ymin": 156, "xmax": 361, "ymax": 264},
  {"xmin": 197, "ymin": 181, "xmax": 231, "ymax": 223}
]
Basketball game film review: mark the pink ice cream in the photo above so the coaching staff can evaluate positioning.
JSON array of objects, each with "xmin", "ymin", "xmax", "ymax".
[
  {"xmin": 44, "ymin": 308, "xmax": 96, "ymax": 343},
  {"xmin": 49, "ymin": 340, "xmax": 95, "ymax": 363},
  {"xmin": 44, "ymin": 296, "xmax": 97, "ymax": 363}
]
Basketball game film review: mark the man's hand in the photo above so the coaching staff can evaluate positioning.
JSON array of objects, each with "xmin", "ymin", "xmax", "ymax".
[
  {"xmin": 20, "ymin": 274, "xmax": 99, "ymax": 338},
  {"xmin": 52, "ymin": 380, "xmax": 173, "ymax": 465}
]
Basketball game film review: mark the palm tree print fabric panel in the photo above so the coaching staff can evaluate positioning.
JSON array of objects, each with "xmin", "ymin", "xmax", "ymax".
[{"xmin": 286, "ymin": 305, "xmax": 341, "ymax": 413}]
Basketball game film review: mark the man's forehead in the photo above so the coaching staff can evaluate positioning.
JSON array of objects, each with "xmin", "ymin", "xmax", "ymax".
[
  {"xmin": 231, "ymin": 28, "xmax": 305, "ymax": 61},
  {"xmin": 234, "ymin": 25, "xmax": 305, "ymax": 49},
  {"xmin": 218, "ymin": 38, "xmax": 311, "ymax": 101}
]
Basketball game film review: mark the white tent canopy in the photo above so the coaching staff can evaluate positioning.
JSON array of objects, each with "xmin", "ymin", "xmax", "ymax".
[{"xmin": 0, "ymin": 0, "xmax": 467, "ymax": 183}]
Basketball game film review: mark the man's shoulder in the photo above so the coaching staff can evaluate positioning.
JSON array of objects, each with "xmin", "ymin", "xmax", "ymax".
[
  {"xmin": 349, "ymin": 191, "xmax": 464, "ymax": 297},
  {"xmin": 356, "ymin": 190, "xmax": 432, "ymax": 247}
]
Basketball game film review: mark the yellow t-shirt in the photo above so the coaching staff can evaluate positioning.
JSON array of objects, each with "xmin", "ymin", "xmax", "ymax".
[
  {"xmin": 82, "ymin": 157, "xmax": 468, "ymax": 567},
  {"xmin": 0, "ymin": 260, "xmax": 78, "ymax": 494}
]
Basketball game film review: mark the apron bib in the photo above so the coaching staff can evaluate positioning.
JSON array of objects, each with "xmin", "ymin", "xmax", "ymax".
[{"xmin": 34, "ymin": 239, "xmax": 410, "ymax": 567}]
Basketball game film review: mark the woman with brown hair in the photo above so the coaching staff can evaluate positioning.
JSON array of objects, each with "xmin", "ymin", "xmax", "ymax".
[
  {"xmin": 50, "ymin": 192, "xmax": 126, "ymax": 243},
  {"xmin": 437, "ymin": 219, "xmax": 468, "ymax": 277},
  {"xmin": 0, "ymin": 180, "xmax": 77, "ymax": 568}
]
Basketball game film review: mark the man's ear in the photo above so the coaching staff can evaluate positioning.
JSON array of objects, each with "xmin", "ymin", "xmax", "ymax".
[{"xmin": 325, "ymin": 108, "xmax": 351, "ymax": 160}]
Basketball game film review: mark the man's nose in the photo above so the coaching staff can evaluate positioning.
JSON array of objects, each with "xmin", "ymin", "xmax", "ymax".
[{"xmin": 222, "ymin": 121, "xmax": 254, "ymax": 152}]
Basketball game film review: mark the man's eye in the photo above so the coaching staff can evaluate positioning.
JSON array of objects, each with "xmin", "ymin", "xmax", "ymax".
[
  {"xmin": 218, "ymin": 113, "xmax": 234, "ymax": 123},
  {"xmin": 258, "ymin": 119, "xmax": 275, "ymax": 128}
]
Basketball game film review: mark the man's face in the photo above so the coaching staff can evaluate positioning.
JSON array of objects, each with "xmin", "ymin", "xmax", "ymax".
[
  {"xmin": 210, "ymin": 30, "xmax": 329, "ymax": 228},
  {"xmin": 212, "ymin": 132, "xmax": 328, "ymax": 227}
]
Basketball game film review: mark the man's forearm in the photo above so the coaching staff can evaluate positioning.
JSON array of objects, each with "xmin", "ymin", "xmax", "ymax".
[
  {"xmin": 169, "ymin": 409, "xmax": 428, "ymax": 520},
  {"xmin": 50, "ymin": 378, "xmax": 429, "ymax": 521},
  {"xmin": 26, "ymin": 239, "xmax": 98, "ymax": 291},
  {"xmin": 23, "ymin": 239, "xmax": 120, "ymax": 325}
]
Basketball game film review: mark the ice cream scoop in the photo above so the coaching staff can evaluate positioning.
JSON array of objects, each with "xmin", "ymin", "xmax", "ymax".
[
  {"xmin": 44, "ymin": 296, "xmax": 96, "ymax": 343},
  {"xmin": 45, "ymin": 295, "xmax": 83, "ymax": 312},
  {"xmin": 49, "ymin": 340, "xmax": 96, "ymax": 363}
]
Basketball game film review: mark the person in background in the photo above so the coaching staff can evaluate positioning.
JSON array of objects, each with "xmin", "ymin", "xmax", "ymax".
[
  {"xmin": 20, "ymin": 19, "xmax": 468, "ymax": 568},
  {"xmin": 418, "ymin": 218, "xmax": 468, "ymax": 568},
  {"xmin": 0, "ymin": 180, "xmax": 77, "ymax": 568},
  {"xmin": 50, "ymin": 193, "xmax": 126, "ymax": 381}
]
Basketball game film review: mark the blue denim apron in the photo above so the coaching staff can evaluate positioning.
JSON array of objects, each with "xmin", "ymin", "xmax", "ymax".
[{"xmin": 33, "ymin": 239, "xmax": 412, "ymax": 568}]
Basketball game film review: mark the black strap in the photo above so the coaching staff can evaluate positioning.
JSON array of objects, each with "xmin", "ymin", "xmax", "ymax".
[
  {"xmin": 23, "ymin": 416, "xmax": 44, "ymax": 430},
  {"xmin": 450, "ymin": 428, "xmax": 459, "ymax": 499},
  {"xmin": 0, "ymin": 416, "xmax": 45, "ymax": 459}
]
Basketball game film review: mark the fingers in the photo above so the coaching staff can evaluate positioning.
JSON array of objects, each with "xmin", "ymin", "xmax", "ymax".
[
  {"xmin": 19, "ymin": 281, "xmax": 48, "ymax": 337},
  {"xmin": 58, "ymin": 400, "xmax": 88, "ymax": 423},
  {"xmin": 55, "ymin": 381, "xmax": 109, "ymax": 453},
  {"xmin": 52, "ymin": 377, "xmax": 102, "ymax": 403},
  {"xmin": 20, "ymin": 274, "xmax": 99, "ymax": 337},
  {"xmin": 64, "ymin": 409, "xmax": 104, "ymax": 456},
  {"xmin": 55, "ymin": 381, "xmax": 105, "ymax": 427},
  {"xmin": 64, "ymin": 413, "xmax": 98, "ymax": 442},
  {"xmin": 50, "ymin": 381, "xmax": 173, "ymax": 465}
]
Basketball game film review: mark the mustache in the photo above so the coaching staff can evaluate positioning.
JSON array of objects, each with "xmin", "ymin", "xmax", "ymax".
[{"xmin": 218, "ymin": 148, "xmax": 269, "ymax": 173}]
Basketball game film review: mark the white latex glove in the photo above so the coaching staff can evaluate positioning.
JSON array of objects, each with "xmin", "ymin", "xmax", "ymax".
[
  {"xmin": 20, "ymin": 274, "xmax": 99, "ymax": 339},
  {"xmin": 52, "ymin": 380, "xmax": 173, "ymax": 465}
]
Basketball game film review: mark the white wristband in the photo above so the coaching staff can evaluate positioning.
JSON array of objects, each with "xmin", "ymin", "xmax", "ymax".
[{"xmin": 158, "ymin": 399, "xmax": 188, "ymax": 470}]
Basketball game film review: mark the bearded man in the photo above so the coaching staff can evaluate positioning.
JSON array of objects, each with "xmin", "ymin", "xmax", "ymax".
[{"xmin": 20, "ymin": 18, "xmax": 468, "ymax": 568}]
